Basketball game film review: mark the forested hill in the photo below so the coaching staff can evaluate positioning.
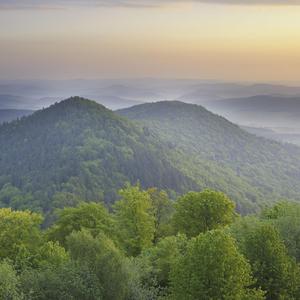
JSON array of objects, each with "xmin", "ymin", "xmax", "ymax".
[
  {"xmin": 2, "ymin": 97, "xmax": 300, "ymax": 216},
  {"xmin": 0, "ymin": 97, "xmax": 196, "ymax": 214},
  {"xmin": 118, "ymin": 101, "xmax": 300, "ymax": 212}
]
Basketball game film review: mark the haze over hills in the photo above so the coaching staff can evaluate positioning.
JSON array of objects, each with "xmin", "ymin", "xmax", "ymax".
[
  {"xmin": 0, "ymin": 79, "xmax": 160, "ymax": 110},
  {"xmin": 204, "ymin": 95, "xmax": 300, "ymax": 127},
  {"xmin": 0, "ymin": 109, "xmax": 34, "ymax": 124},
  {"xmin": 94, "ymin": 84, "xmax": 159, "ymax": 100},
  {"xmin": 203, "ymin": 95, "xmax": 300, "ymax": 145},
  {"xmin": 2, "ymin": 79, "xmax": 300, "ymax": 110},
  {"xmin": 2, "ymin": 79, "xmax": 300, "ymax": 145},
  {"xmin": 0, "ymin": 94, "xmax": 34, "ymax": 109},
  {"xmin": 2, "ymin": 97, "xmax": 300, "ymax": 216},
  {"xmin": 80, "ymin": 95, "xmax": 143, "ymax": 110},
  {"xmin": 179, "ymin": 83, "xmax": 300, "ymax": 102},
  {"xmin": 4, "ymin": 1, "xmax": 300, "ymax": 297},
  {"xmin": 119, "ymin": 101, "xmax": 300, "ymax": 211},
  {"xmin": 2, "ymin": 97, "xmax": 299, "ymax": 300},
  {"xmin": 0, "ymin": 97, "xmax": 196, "ymax": 216},
  {"xmin": 241, "ymin": 126, "xmax": 300, "ymax": 146}
]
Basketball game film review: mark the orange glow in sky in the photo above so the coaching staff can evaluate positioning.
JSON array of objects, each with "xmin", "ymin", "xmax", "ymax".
[{"xmin": 1, "ymin": 2, "xmax": 300, "ymax": 81}]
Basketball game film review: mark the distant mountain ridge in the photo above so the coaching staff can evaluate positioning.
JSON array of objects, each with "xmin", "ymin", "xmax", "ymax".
[
  {"xmin": 119, "ymin": 101, "xmax": 300, "ymax": 212},
  {"xmin": 206, "ymin": 95, "xmax": 300, "ymax": 112},
  {"xmin": 82, "ymin": 95, "xmax": 144, "ymax": 110},
  {"xmin": 203, "ymin": 95, "xmax": 300, "ymax": 128},
  {"xmin": 1, "ymin": 97, "xmax": 300, "ymax": 216},
  {"xmin": 242, "ymin": 126, "xmax": 300, "ymax": 146},
  {"xmin": 0, "ymin": 109, "xmax": 34, "ymax": 123},
  {"xmin": 179, "ymin": 83, "xmax": 300, "ymax": 102},
  {"xmin": 0, "ymin": 94, "xmax": 32, "ymax": 109}
]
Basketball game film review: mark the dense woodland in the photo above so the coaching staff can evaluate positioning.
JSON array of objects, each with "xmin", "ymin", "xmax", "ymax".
[
  {"xmin": 1, "ymin": 98, "xmax": 300, "ymax": 299},
  {"xmin": 1, "ymin": 185, "xmax": 300, "ymax": 299},
  {"xmin": 1, "ymin": 98, "xmax": 300, "ymax": 219},
  {"xmin": 0, "ymin": 98, "xmax": 195, "ymax": 221},
  {"xmin": 119, "ymin": 101, "xmax": 300, "ymax": 212}
]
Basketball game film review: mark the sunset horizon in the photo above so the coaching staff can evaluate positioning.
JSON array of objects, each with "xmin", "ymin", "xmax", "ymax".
[{"xmin": 1, "ymin": 0, "xmax": 300, "ymax": 82}]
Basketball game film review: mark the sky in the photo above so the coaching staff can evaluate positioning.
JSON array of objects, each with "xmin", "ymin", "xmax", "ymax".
[{"xmin": 1, "ymin": 0, "xmax": 300, "ymax": 82}]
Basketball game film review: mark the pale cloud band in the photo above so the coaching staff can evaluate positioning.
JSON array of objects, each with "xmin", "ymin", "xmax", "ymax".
[{"xmin": 1, "ymin": 0, "xmax": 300, "ymax": 9}]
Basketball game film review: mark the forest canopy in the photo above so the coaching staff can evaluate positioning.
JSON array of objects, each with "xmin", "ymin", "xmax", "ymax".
[
  {"xmin": 1, "ymin": 185, "xmax": 300, "ymax": 300},
  {"xmin": 1, "ymin": 98, "xmax": 300, "ymax": 299},
  {"xmin": 2, "ymin": 98, "xmax": 300, "ymax": 219}
]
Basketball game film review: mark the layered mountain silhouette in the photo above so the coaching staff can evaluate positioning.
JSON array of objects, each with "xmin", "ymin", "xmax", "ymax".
[
  {"xmin": 119, "ymin": 101, "xmax": 300, "ymax": 212},
  {"xmin": 203, "ymin": 95, "xmax": 300, "ymax": 128},
  {"xmin": 1, "ymin": 97, "xmax": 300, "ymax": 216},
  {"xmin": 0, "ymin": 97, "xmax": 195, "ymax": 214}
]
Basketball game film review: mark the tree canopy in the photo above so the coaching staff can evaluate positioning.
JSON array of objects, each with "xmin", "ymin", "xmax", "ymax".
[
  {"xmin": 114, "ymin": 185, "xmax": 155, "ymax": 256},
  {"xmin": 173, "ymin": 190, "xmax": 236, "ymax": 237},
  {"xmin": 0, "ymin": 182, "xmax": 298, "ymax": 299},
  {"xmin": 170, "ymin": 230, "xmax": 264, "ymax": 300}
]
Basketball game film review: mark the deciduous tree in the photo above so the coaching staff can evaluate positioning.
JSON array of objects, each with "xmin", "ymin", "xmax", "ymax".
[
  {"xmin": 114, "ymin": 185, "xmax": 155, "ymax": 256},
  {"xmin": 170, "ymin": 230, "xmax": 264, "ymax": 300},
  {"xmin": 173, "ymin": 190, "xmax": 236, "ymax": 237}
]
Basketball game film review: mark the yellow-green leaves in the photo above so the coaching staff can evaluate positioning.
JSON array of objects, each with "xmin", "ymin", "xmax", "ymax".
[
  {"xmin": 47, "ymin": 202, "xmax": 115, "ymax": 246},
  {"xmin": 114, "ymin": 185, "xmax": 155, "ymax": 256},
  {"xmin": 173, "ymin": 190, "xmax": 236, "ymax": 238},
  {"xmin": 170, "ymin": 230, "xmax": 265, "ymax": 300},
  {"xmin": 0, "ymin": 208, "xmax": 42, "ymax": 262}
]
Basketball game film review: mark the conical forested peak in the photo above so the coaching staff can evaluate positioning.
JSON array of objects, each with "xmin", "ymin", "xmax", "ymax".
[
  {"xmin": 118, "ymin": 100, "xmax": 212, "ymax": 121},
  {"xmin": 0, "ymin": 97, "xmax": 195, "ymax": 214},
  {"xmin": 33, "ymin": 96, "xmax": 116, "ymax": 122},
  {"xmin": 0, "ymin": 96, "xmax": 129, "ymax": 136},
  {"xmin": 119, "ymin": 100, "xmax": 242, "ymax": 138},
  {"xmin": 50, "ymin": 96, "xmax": 107, "ymax": 112}
]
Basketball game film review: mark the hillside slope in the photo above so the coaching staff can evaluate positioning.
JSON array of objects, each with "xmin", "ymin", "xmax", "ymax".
[
  {"xmin": 118, "ymin": 101, "xmax": 300, "ymax": 212},
  {"xmin": 0, "ymin": 98, "xmax": 195, "ymax": 213}
]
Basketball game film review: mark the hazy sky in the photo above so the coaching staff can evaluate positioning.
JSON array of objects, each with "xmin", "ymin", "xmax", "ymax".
[{"xmin": 1, "ymin": 0, "xmax": 300, "ymax": 81}]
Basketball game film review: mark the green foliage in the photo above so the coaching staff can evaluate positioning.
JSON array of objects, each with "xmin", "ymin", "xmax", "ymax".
[
  {"xmin": 20, "ymin": 261, "xmax": 102, "ymax": 300},
  {"xmin": 0, "ymin": 208, "xmax": 42, "ymax": 263},
  {"xmin": 232, "ymin": 220, "xmax": 300, "ymax": 300},
  {"xmin": 47, "ymin": 202, "xmax": 115, "ymax": 246},
  {"xmin": 0, "ymin": 192, "xmax": 300, "ymax": 299},
  {"xmin": 51, "ymin": 192, "xmax": 82, "ymax": 210},
  {"xmin": 0, "ymin": 98, "xmax": 193, "ymax": 215},
  {"xmin": 0, "ymin": 184, "xmax": 35, "ymax": 213},
  {"xmin": 262, "ymin": 201, "xmax": 300, "ymax": 261},
  {"xmin": 170, "ymin": 230, "xmax": 264, "ymax": 300},
  {"xmin": 261, "ymin": 201, "xmax": 297, "ymax": 220},
  {"xmin": 173, "ymin": 190, "xmax": 236, "ymax": 237},
  {"xmin": 114, "ymin": 185, "xmax": 155, "ymax": 256},
  {"xmin": 0, "ymin": 260, "xmax": 23, "ymax": 300},
  {"xmin": 119, "ymin": 101, "xmax": 300, "ymax": 213},
  {"xmin": 3, "ymin": 98, "xmax": 300, "ymax": 216},
  {"xmin": 148, "ymin": 188, "xmax": 175, "ymax": 242},
  {"xmin": 35, "ymin": 241, "xmax": 69, "ymax": 268},
  {"xmin": 125, "ymin": 256, "xmax": 163, "ymax": 300},
  {"xmin": 2, "ymin": 98, "xmax": 300, "ymax": 299},
  {"xmin": 141, "ymin": 234, "xmax": 188, "ymax": 288},
  {"xmin": 0, "ymin": 184, "xmax": 22, "ymax": 207},
  {"xmin": 0, "ymin": 102, "xmax": 300, "ymax": 299},
  {"xmin": 66, "ymin": 230, "xmax": 129, "ymax": 300}
]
